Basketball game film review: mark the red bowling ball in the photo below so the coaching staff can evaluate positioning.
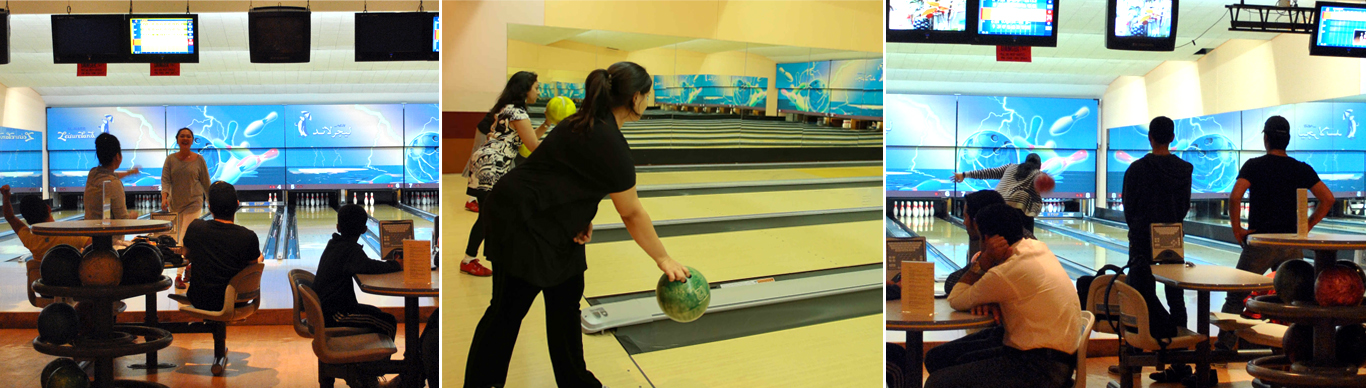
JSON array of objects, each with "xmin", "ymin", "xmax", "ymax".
[
  {"xmin": 1034, "ymin": 173, "xmax": 1055, "ymax": 193},
  {"xmin": 1316, "ymin": 263, "xmax": 1366, "ymax": 307}
]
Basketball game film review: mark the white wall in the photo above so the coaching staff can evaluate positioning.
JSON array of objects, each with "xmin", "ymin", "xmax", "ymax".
[{"xmin": 0, "ymin": 84, "xmax": 49, "ymax": 197}]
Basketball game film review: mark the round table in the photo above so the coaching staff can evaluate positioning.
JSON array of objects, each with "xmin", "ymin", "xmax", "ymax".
[
  {"xmin": 355, "ymin": 271, "xmax": 439, "ymax": 388},
  {"xmin": 30, "ymin": 220, "xmax": 173, "ymax": 388},
  {"xmin": 885, "ymin": 299, "xmax": 996, "ymax": 388},
  {"xmin": 1245, "ymin": 233, "xmax": 1366, "ymax": 386}
]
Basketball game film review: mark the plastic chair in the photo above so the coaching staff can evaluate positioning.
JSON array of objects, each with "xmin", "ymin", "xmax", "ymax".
[
  {"xmin": 166, "ymin": 262, "xmax": 264, "ymax": 375},
  {"xmin": 287, "ymin": 269, "xmax": 370, "ymax": 338},
  {"xmin": 1109, "ymin": 280, "xmax": 1208, "ymax": 388},
  {"xmin": 1075, "ymin": 310, "xmax": 1096, "ymax": 388},
  {"xmin": 297, "ymin": 283, "xmax": 398, "ymax": 388},
  {"xmin": 1086, "ymin": 274, "xmax": 1126, "ymax": 335}
]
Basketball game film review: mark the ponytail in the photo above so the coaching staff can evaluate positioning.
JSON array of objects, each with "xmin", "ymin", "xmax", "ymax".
[{"xmin": 559, "ymin": 62, "xmax": 654, "ymax": 134}]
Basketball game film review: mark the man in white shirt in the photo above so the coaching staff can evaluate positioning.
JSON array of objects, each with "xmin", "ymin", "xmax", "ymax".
[{"xmin": 925, "ymin": 204, "xmax": 1082, "ymax": 388}]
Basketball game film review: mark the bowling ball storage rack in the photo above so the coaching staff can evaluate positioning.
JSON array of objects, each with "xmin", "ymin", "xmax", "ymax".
[
  {"xmin": 32, "ymin": 277, "xmax": 174, "ymax": 388},
  {"xmin": 1246, "ymin": 248, "xmax": 1366, "ymax": 387}
]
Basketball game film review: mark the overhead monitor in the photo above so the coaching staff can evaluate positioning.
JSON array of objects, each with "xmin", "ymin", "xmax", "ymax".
[
  {"xmin": 1106, "ymin": 0, "xmax": 1177, "ymax": 51},
  {"xmin": 249, "ymin": 6, "xmax": 311, "ymax": 63},
  {"xmin": 1, "ymin": 9, "xmax": 9, "ymax": 65},
  {"xmin": 886, "ymin": 0, "xmax": 974, "ymax": 44},
  {"xmin": 433, "ymin": 15, "xmax": 440, "ymax": 53},
  {"xmin": 51, "ymin": 14, "xmax": 129, "ymax": 64},
  {"xmin": 354, "ymin": 12, "xmax": 439, "ymax": 61},
  {"xmin": 128, "ymin": 15, "xmax": 199, "ymax": 63},
  {"xmin": 971, "ymin": 0, "xmax": 1058, "ymax": 47},
  {"xmin": 1311, "ymin": 2, "xmax": 1366, "ymax": 58}
]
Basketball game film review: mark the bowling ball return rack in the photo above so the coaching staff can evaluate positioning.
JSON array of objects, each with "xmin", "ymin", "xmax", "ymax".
[{"xmin": 32, "ymin": 277, "xmax": 175, "ymax": 388}]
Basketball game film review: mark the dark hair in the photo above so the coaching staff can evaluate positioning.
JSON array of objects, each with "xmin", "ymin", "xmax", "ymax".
[
  {"xmin": 175, "ymin": 127, "xmax": 193, "ymax": 140},
  {"xmin": 207, "ymin": 181, "xmax": 239, "ymax": 221},
  {"xmin": 974, "ymin": 203, "xmax": 1027, "ymax": 245},
  {"xmin": 95, "ymin": 133, "xmax": 121, "ymax": 167},
  {"xmin": 478, "ymin": 71, "xmax": 539, "ymax": 134},
  {"xmin": 1148, "ymin": 116, "xmax": 1175, "ymax": 145},
  {"xmin": 1265, "ymin": 115, "xmax": 1291, "ymax": 151},
  {"xmin": 964, "ymin": 190, "xmax": 1006, "ymax": 220},
  {"xmin": 18, "ymin": 195, "xmax": 49, "ymax": 226},
  {"xmin": 336, "ymin": 204, "xmax": 369, "ymax": 237},
  {"xmin": 560, "ymin": 61, "xmax": 653, "ymax": 134},
  {"xmin": 1013, "ymin": 153, "xmax": 1042, "ymax": 181}
]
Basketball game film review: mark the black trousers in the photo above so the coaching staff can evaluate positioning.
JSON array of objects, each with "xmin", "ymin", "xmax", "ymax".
[
  {"xmin": 465, "ymin": 190, "xmax": 489, "ymax": 258},
  {"xmin": 464, "ymin": 271, "xmax": 600, "ymax": 388},
  {"xmin": 325, "ymin": 303, "xmax": 398, "ymax": 340}
]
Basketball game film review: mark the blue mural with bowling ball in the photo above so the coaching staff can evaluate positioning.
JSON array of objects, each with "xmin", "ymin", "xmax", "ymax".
[
  {"xmin": 778, "ymin": 58, "xmax": 883, "ymax": 118},
  {"xmin": 45, "ymin": 103, "xmax": 437, "ymax": 191}
]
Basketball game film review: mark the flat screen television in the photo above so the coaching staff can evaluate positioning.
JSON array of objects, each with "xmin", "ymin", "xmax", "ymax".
[
  {"xmin": 249, "ymin": 6, "xmax": 310, "ymax": 63},
  {"xmin": 128, "ymin": 14, "xmax": 199, "ymax": 63},
  {"xmin": 1106, "ymin": 0, "xmax": 1177, "ymax": 51},
  {"xmin": 51, "ymin": 14, "xmax": 129, "ymax": 64},
  {"xmin": 1310, "ymin": 2, "xmax": 1366, "ymax": 58},
  {"xmin": 887, "ymin": 0, "xmax": 974, "ymax": 44},
  {"xmin": 433, "ymin": 15, "xmax": 440, "ymax": 54},
  {"xmin": 970, "ymin": 0, "xmax": 1058, "ymax": 47},
  {"xmin": 354, "ymin": 12, "xmax": 439, "ymax": 61},
  {"xmin": 1, "ymin": 9, "xmax": 10, "ymax": 65}
]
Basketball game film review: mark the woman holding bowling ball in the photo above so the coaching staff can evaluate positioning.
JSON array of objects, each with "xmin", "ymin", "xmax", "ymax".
[
  {"xmin": 953, "ymin": 153, "xmax": 1046, "ymax": 233},
  {"xmin": 465, "ymin": 62, "xmax": 691, "ymax": 388},
  {"xmin": 461, "ymin": 71, "xmax": 554, "ymax": 277}
]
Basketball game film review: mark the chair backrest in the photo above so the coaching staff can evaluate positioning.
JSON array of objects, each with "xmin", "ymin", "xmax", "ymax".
[
  {"xmin": 1074, "ymin": 310, "xmax": 1096, "ymax": 388},
  {"xmin": 1114, "ymin": 280, "xmax": 1163, "ymax": 351},
  {"xmin": 296, "ymin": 283, "xmax": 333, "ymax": 358},
  {"xmin": 288, "ymin": 269, "xmax": 316, "ymax": 338},
  {"xmin": 25, "ymin": 258, "xmax": 52, "ymax": 308},
  {"xmin": 221, "ymin": 262, "xmax": 265, "ymax": 321},
  {"xmin": 1085, "ymin": 274, "xmax": 1126, "ymax": 335}
]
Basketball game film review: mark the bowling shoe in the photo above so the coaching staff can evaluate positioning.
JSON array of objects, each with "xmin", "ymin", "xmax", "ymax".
[
  {"xmin": 465, "ymin": 199, "xmax": 479, "ymax": 213},
  {"xmin": 461, "ymin": 259, "xmax": 492, "ymax": 277}
]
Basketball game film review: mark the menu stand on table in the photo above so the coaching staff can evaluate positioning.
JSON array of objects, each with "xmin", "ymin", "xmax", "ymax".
[{"xmin": 1246, "ymin": 233, "xmax": 1366, "ymax": 387}]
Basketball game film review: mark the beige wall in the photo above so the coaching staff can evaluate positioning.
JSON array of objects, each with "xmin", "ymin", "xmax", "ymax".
[
  {"xmin": 1102, "ymin": 34, "xmax": 1365, "ymax": 130},
  {"xmin": 0, "ymin": 84, "xmax": 49, "ymax": 196},
  {"xmin": 442, "ymin": 1, "xmax": 546, "ymax": 112}
]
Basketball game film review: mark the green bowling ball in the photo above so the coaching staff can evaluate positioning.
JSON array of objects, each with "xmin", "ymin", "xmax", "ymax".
[
  {"xmin": 655, "ymin": 266, "xmax": 710, "ymax": 323},
  {"xmin": 37, "ymin": 303, "xmax": 79, "ymax": 345},
  {"xmin": 40, "ymin": 358, "xmax": 80, "ymax": 388},
  {"xmin": 45, "ymin": 363, "xmax": 89, "ymax": 388}
]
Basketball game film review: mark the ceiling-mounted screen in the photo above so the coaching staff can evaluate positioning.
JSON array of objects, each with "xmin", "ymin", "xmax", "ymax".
[
  {"xmin": 1311, "ymin": 2, "xmax": 1366, "ymax": 58},
  {"xmin": 128, "ymin": 15, "xmax": 199, "ymax": 63},
  {"xmin": 355, "ymin": 12, "xmax": 439, "ymax": 61},
  {"xmin": 51, "ymin": 14, "xmax": 129, "ymax": 64},
  {"xmin": 887, "ymin": 0, "xmax": 974, "ymax": 44},
  {"xmin": 1106, "ymin": 0, "xmax": 1177, "ymax": 51},
  {"xmin": 971, "ymin": 0, "xmax": 1058, "ymax": 47}
]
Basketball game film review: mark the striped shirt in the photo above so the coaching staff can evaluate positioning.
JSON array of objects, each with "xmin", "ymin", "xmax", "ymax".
[{"xmin": 963, "ymin": 164, "xmax": 1043, "ymax": 217}]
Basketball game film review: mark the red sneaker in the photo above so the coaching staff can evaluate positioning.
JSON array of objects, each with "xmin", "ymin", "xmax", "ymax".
[
  {"xmin": 465, "ymin": 200, "xmax": 479, "ymax": 213},
  {"xmin": 460, "ymin": 259, "xmax": 492, "ymax": 277},
  {"xmin": 175, "ymin": 275, "xmax": 188, "ymax": 289}
]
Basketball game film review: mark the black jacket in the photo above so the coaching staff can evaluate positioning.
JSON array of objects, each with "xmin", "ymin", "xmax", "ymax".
[
  {"xmin": 313, "ymin": 233, "xmax": 403, "ymax": 315},
  {"xmin": 1123, "ymin": 153, "xmax": 1193, "ymax": 264}
]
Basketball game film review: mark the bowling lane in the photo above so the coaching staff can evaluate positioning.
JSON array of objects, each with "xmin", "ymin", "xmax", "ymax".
[
  {"xmin": 294, "ymin": 206, "xmax": 382, "ymax": 263},
  {"xmin": 594, "ymin": 187, "xmax": 880, "ymax": 223},
  {"xmin": 629, "ymin": 314, "xmax": 881, "ymax": 387},
  {"xmin": 367, "ymin": 204, "xmax": 436, "ymax": 240},
  {"xmin": 1192, "ymin": 215, "xmax": 1366, "ymax": 235},
  {"xmin": 900, "ymin": 216, "xmax": 972, "ymax": 268},
  {"xmin": 231, "ymin": 211, "xmax": 276, "ymax": 251},
  {"xmin": 583, "ymin": 220, "xmax": 881, "ymax": 298},
  {"xmin": 1043, "ymin": 218, "xmax": 1243, "ymax": 267},
  {"xmin": 634, "ymin": 165, "xmax": 880, "ymax": 187}
]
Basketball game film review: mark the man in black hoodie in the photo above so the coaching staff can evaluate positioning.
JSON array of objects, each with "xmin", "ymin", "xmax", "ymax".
[
  {"xmin": 314, "ymin": 204, "xmax": 403, "ymax": 339},
  {"xmin": 1121, "ymin": 116, "xmax": 1194, "ymax": 383}
]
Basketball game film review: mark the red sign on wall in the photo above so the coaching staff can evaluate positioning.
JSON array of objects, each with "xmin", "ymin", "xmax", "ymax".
[
  {"xmin": 996, "ymin": 46, "xmax": 1032, "ymax": 63},
  {"xmin": 77, "ymin": 63, "xmax": 107, "ymax": 77},
  {"xmin": 151, "ymin": 63, "xmax": 181, "ymax": 76}
]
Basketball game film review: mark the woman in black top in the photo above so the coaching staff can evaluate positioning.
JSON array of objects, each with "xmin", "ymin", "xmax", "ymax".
[{"xmin": 464, "ymin": 62, "xmax": 690, "ymax": 388}]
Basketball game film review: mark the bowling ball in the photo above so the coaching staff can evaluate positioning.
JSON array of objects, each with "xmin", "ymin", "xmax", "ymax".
[
  {"xmin": 656, "ymin": 266, "xmax": 710, "ymax": 323},
  {"xmin": 45, "ymin": 363, "xmax": 89, "ymax": 388},
  {"xmin": 1336, "ymin": 324, "xmax": 1366, "ymax": 366},
  {"xmin": 119, "ymin": 242, "xmax": 163, "ymax": 285},
  {"xmin": 40, "ymin": 358, "xmax": 80, "ymax": 388},
  {"xmin": 1337, "ymin": 260, "xmax": 1366, "ymax": 285},
  {"xmin": 1183, "ymin": 134, "xmax": 1240, "ymax": 193},
  {"xmin": 545, "ymin": 96, "xmax": 578, "ymax": 123},
  {"xmin": 40, "ymin": 245, "xmax": 83, "ymax": 287},
  {"xmin": 1274, "ymin": 260, "xmax": 1316, "ymax": 305},
  {"xmin": 405, "ymin": 132, "xmax": 441, "ymax": 184},
  {"xmin": 79, "ymin": 247, "xmax": 122, "ymax": 287},
  {"xmin": 1283, "ymin": 323, "xmax": 1315, "ymax": 363},
  {"xmin": 37, "ymin": 303, "xmax": 79, "ymax": 345},
  {"xmin": 1033, "ymin": 173, "xmax": 1055, "ymax": 193},
  {"xmin": 1315, "ymin": 262, "xmax": 1365, "ymax": 306}
]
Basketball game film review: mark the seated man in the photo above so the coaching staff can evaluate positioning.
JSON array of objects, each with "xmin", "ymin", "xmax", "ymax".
[
  {"xmin": 2, "ymin": 184, "xmax": 91, "ymax": 258},
  {"xmin": 184, "ymin": 181, "xmax": 262, "ymax": 311},
  {"xmin": 84, "ymin": 133, "xmax": 141, "ymax": 221},
  {"xmin": 925, "ymin": 204, "xmax": 1081, "ymax": 388},
  {"xmin": 314, "ymin": 204, "xmax": 403, "ymax": 339}
]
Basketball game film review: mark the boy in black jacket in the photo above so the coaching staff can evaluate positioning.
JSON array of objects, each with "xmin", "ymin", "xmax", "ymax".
[{"xmin": 314, "ymin": 204, "xmax": 403, "ymax": 339}]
